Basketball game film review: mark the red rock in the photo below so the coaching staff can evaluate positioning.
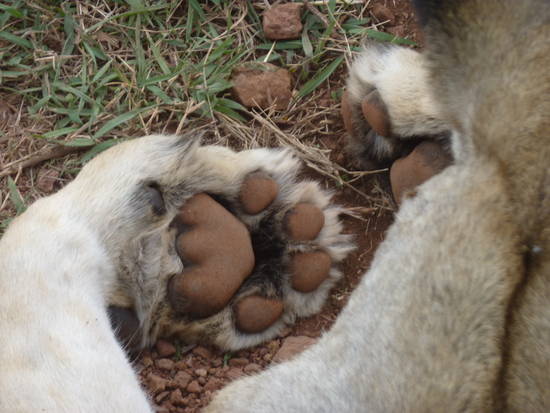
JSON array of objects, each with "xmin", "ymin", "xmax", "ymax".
[
  {"xmin": 243, "ymin": 363, "xmax": 262, "ymax": 374},
  {"xmin": 228, "ymin": 357, "xmax": 248, "ymax": 367},
  {"xmin": 173, "ymin": 371, "xmax": 192, "ymax": 389},
  {"xmin": 155, "ymin": 358, "xmax": 175, "ymax": 370},
  {"xmin": 194, "ymin": 368, "xmax": 208, "ymax": 377},
  {"xmin": 204, "ymin": 378, "xmax": 223, "ymax": 392},
  {"xmin": 186, "ymin": 380, "xmax": 201, "ymax": 393},
  {"xmin": 232, "ymin": 63, "xmax": 292, "ymax": 110},
  {"xmin": 192, "ymin": 346, "xmax": 213, "ymax": 359},
  {"xmin": 155, "ymin": 339, "xmax": 176, "ymax": 357},
  {"xmin": 147, "ymin": 373, "xmax": 167, "ymax": 394},
  {"xmin": 225, "ymin": 367, "xmax": 244, "ymax": 380},
  {"xmin": 155, "ymin": 391, "xmax": 170, "ymax": 403},
  {"xmin": 170, "ymin": 389, "xmax": 185, "ymax": 406},
  {"xmin": 174, "ymin": 360, "xmax": 187, "ymax": 370},
  {"xmin": 263, "ymin": 3, "xmax": 303, "ymax": 40},
  {"xmin": 273, "ymin": 336, "xmax": 317, "ymax": 363}
]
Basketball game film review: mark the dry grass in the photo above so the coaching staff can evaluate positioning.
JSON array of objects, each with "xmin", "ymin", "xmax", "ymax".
[{"xmin": 0, "ymin": 0, "xmax": 413, "ymax": 232}]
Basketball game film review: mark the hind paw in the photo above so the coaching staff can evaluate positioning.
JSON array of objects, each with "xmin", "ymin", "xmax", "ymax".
[{"xmin": 343, "ymin": 42, "xmax": 449, "ymax": 167}]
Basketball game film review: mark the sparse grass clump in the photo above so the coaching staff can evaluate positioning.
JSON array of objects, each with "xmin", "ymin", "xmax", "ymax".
[{"xmin": 0, "ymin": 0, "xmax": 414, "ymax": 231}]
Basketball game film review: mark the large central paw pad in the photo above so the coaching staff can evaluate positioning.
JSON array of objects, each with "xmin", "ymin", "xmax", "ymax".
[
  {"xmin": 168, "ymin": 193, "xmax": 255, "ymax": 318},
  {"xmin": 160, "ymin": 149, "xmax": 354, "ymax": 351}
]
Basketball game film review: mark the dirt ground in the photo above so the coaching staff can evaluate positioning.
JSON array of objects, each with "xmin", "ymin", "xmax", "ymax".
[{"xmin": 134, "ymin": 2, "xmax": 421, "ymax": 412}]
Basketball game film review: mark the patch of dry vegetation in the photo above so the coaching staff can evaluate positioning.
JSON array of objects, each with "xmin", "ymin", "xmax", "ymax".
[{"xmin": 0, "ymin": 0, "xmax": 412, "ymax": 231}]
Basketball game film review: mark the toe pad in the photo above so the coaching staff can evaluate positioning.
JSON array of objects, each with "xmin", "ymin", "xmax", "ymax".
[
  {"xmin": 291, "ymin": 251, "xmax": 332, "ymax": 293},
  {"xmin": 284, "ymin": 203, "xmax": 325, "ymax": 241},
  {"xmin": 234, "ymin": 296, "xmax": 284, "ymax": 334},
  {"xmin": 239, "ymin": 172, "xmax": 279, "ymax": 215}
]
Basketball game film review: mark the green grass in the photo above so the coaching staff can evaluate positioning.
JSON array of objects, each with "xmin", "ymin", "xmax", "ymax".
[{"xmin": 0, "ymin": 0, "xmax": 415, "ymax": 231}]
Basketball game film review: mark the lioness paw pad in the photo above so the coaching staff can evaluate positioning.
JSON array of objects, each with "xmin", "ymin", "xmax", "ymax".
[{"xmin": 158, "ymin": 149, "xmax": 354, "ymax": 351}]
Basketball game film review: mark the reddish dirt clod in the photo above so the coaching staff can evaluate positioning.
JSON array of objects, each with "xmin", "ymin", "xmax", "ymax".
[
  {"xmin": 169, "ymin": 193, "xmax": 255, "ymax": 318},
  {"xmin": 232, "ymin": 63, "xmax": 292, "ymax": 110},
  {"xmin": 263, "ymin": 3, "xmax": 303, "ymax": 40},
  {"xmin": 156, "ymin": 339, "xmax": 176, "ymax": 357},
  {"xmin": 290, "ymin": 251, "xmax": 332, "ymax": 293},
  {"xmin": 239, "ymin": 172, "xmax": 279, "ymax": 214},
  {"xmin": 234, "ymin": 295, "xmax": 284, "ymax": 334},
  {"xmin": 284, "ymin": 203, "xmax": 325, "ymax": 241}
]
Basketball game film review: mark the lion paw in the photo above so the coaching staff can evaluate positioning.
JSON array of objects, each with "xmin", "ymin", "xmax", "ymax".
[
  {"xmin": 343, "ymin": 42, "xmax": 450, "ymax": 168},
  {"xmin": 150, "ymin": 147, "xmax": 354, "ymax": 350}
]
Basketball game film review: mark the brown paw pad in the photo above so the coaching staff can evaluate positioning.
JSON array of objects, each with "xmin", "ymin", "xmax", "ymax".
[
  {"xmin": 239, "ymin": 172, "xmax": 279, "ymax": 215},
  {"xmin": 290, "ymin": 251, "xmax": 332, "ymax": 293},
  {"xmin": 234, "ymin": 295, "xmax": 284, "ymax": 334},
  {"xmin": 390, "ymin": 141, "xmax": 453, "ymax": 205},
  {"xmin": 284, "ymin": 203, "xmax": 325, "ymax": 241},
  {"xmin": 361, "ymin": 89, "xmax": 392, "ymax": 137},
  {"xmin": 168, "ymin": 193, "xmax": 255, "ymax": 318}
]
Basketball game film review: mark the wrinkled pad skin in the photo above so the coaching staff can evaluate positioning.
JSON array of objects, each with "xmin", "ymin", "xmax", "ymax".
[{"xmin": 168, "ymin": 193, "xmax": 255, "ymax": 318}]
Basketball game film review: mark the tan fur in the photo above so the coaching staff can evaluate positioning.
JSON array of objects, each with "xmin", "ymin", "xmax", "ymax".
[{"xmin": 206, "ymin": 0, "xmax": 549, "ymax": 411}]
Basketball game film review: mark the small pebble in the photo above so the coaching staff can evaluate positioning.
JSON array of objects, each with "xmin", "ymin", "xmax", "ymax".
[
  {"xmin": 155, "ymin": 358, "xmax": 175, "ymax": 371},
  {"xmin": 173, "ymin": 371, "xmax": 192, "ymax": 389},
  {"xmin": 147, "ymin": 373, "xmax": 167, "ymax": 394},
  {"xmin": 155, "ymin": 339, "xmax": 176, "ymax": 358},
  {"xmin": 225, "ymin": 367, "xmax": 244, "ymax": 380},
  {"xmin": 192, "ymin": 346, "xmax": 213, "ymax": 360},
  {"xmin": 195, "ymin": 368, "xmax": 208, "ymax": 377},
  {"xmin": 244, "ymin": 363, "xmax": 262, "ymax": 374},
  {"xmin": 186, "ymin": 380, "xmax": 201, "ymax": 393},
  {"xmin": 228, "ymin": 357, "xmax": 248, "ymax": 367}
]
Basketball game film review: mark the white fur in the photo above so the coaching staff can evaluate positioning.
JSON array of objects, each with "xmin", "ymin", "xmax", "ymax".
[{"xmin": 0, "ymin": 134, "xmax": 353, "ymax": 411}]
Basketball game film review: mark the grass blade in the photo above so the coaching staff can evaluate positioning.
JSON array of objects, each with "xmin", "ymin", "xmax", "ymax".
[
  {"xmin": 7, "ymin": 177, "xmax": 26, "ymax": 215},
  {"xmin": 93, "ymin": 105, "xmax": 157, "ymax": 139},
  {"xmin": 298, "ymin": 55, "xmax": 344, "ymax": 97},
  {"xmin": 0, "ymin": 31, "xmax": 32, "ymax": 48}
]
